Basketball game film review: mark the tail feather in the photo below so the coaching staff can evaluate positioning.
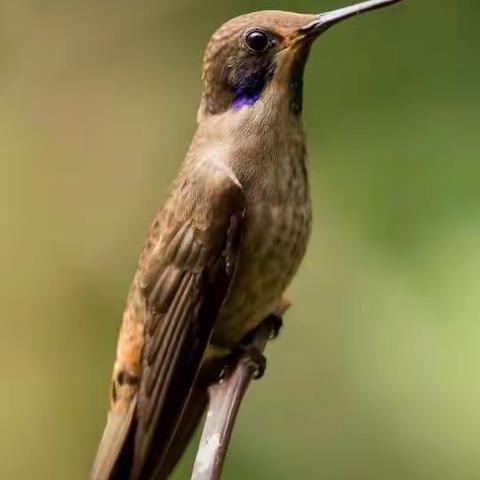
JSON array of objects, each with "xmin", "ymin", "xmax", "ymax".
[
  {"xmin": 91, "ymin": 401, "xmax": 136, "ymax": 480},
  {"xmin": 152, "ymin": 387, "xmax": 208, "ymax": 479},
  {"xmin": 150, "ymin": 355, "xmax": 224, "ymax": 479}
]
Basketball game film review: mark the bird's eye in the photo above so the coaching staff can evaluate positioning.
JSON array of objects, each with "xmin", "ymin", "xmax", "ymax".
[{"xmin": 245, "ymin": 30, "xmax": 269, "ymax": 53}]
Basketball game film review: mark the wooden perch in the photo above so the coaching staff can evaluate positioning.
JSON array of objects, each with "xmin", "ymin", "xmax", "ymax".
[{"xmin": 191, "ymin": 300, "xmax": 291, "ymax": 480}]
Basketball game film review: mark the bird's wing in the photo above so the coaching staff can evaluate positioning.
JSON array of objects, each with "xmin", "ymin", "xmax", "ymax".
[
  {"xmin": 91, "ymin": 170, "xmax": 244, "ymax": 480},
  {"xmin": 134, "ymin": 171, "xmax": 244, "ymax": 479}
]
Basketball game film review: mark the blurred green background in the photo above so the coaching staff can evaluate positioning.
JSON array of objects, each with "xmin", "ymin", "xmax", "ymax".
[{"xmin": 1, "ymin": 0, "xmax": 480, "ymax": 479}]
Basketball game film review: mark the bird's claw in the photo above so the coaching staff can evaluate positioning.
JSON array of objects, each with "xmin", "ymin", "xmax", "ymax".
[
  {"xmin": 265, "ymin": 313, "xmax": 283, "ymax": 340},
  {"xmin": 240, "ymin": 348, "xmax": 267, "ymax": 379},
  {"xmin": 218, "ymin": 313, "xmax": 283, "ymax": 381},
  {"xmin": 220, "ymin": 346, "xmax": 267, "ymax": 380}
]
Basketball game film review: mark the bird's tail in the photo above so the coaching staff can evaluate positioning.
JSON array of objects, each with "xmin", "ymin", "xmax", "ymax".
[
  {"xmin": 151, "ymin": 387, "xmax": 208, "ymax": 479},
  {"xmin": 151, "ymin": 354, "xmax": 226, "ymax": 479}
]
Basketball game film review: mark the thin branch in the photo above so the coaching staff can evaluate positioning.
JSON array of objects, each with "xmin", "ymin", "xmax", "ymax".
[{"xmin": 191, "ymin": 301, "xmax": 290, "ymax": 480}]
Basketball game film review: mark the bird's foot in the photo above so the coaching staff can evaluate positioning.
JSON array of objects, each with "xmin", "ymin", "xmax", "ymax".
[
  {"xmin": 221, "ymin": 345, "xmax": 267, "ymax": 380},
  {"xmin": 240, "ymin": 347, "xmax": 267, "ymax": 379},
  {"xmin": 240, "ymin": 313, "xmax": 284, "ymax": 345},
  {"xmin": 264, "ymin": 313, "xmax": 283, "ymax": 340},
  {"xmin": 219, "ymin": 313, "xmax": 284, "ymax": 381}
]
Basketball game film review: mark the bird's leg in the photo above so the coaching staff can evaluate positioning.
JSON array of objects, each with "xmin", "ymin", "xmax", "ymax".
[
  {"xmin": 267, "ymin": 313, "xmax": 283, "ymax": 340},
  {"xmin": 219, "ymin": 296, "xmax": 291, "ymax": 380},
  {"xmin": 220, "ymin": 313, "xmax": 282, "ymax": 380},
  {"xmin": 220, "ymin": 339, "xmax": 267, "ymax": 380},
  {"xmin": 237, "ymin": 346, "xmax": 267, "ymax": 379},
  {"xmin": 268, "ymin": 294, "xmax": 292, "ymax": 339}
]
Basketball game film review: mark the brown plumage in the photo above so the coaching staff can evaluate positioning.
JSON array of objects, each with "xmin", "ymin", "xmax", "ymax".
[{"xmin": 91, "ymin": 2, "xmax": 403, "ymax": 479}]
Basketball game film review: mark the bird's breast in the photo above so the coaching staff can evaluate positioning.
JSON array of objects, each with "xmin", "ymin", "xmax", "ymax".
[{"xmin": 212, "ymin": 134, "xmax": 311, "ymax": 347}]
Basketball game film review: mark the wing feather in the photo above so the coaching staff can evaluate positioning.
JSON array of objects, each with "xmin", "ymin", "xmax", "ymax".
[
  {"xmin": 130, "ymin": 173, "xmax": 245, "ymax": 479},
  {"xmin": 92, "ymin": 170, "xmax": 244, "ymax": 480}
]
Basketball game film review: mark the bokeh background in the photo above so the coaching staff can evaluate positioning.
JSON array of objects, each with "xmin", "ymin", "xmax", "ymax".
[{"xmin": 2, "ymin": 0, "xmax": 480, "ymax": 479}]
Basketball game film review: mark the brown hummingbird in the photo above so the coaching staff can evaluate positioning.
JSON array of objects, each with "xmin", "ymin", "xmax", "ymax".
[{"xmin": 91, "ymin": 1, "xmax": 403, "ymax": 478}]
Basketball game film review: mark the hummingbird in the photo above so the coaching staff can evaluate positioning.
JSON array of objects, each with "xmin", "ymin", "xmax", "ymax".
[{"xmin": 91, "ymin": 1, "xmax": 403, "ymax": 478}]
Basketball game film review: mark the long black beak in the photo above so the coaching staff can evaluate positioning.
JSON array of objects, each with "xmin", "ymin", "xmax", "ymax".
[{"xmin": 300, "ymin": 0, "xmax": 404, "ymax": 36}]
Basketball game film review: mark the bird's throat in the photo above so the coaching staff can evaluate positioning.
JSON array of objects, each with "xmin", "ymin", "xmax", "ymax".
[
  {"xmin": 231, "ymin": 63, "xmax": 276, "ymax": 111},
  {"xmin": 230, "ymin": 50, "xmax": 308, "ymax": 115}
]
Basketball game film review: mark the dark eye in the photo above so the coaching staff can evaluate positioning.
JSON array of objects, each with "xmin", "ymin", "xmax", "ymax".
[{"xmin": 245, "ymin": 30, "xmax": 269, "ymax": 52}]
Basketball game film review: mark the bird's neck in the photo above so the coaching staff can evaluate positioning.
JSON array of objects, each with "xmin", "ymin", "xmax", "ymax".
[{"xmin": 193, "ymin": 98, "xmax": 307, "ymax": 202}]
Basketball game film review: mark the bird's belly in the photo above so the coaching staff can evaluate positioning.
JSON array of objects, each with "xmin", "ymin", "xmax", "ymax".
[{"xmin": 212, "ymin": 198, "xmax": 311, "ymax": 347}]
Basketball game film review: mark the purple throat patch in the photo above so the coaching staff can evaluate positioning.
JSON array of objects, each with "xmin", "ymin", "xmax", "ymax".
[{"xmin": 231, "ymin": 90, "xmax": 262, "ymax": 110}]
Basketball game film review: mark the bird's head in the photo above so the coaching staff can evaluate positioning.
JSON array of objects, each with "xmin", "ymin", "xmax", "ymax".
[{"xmin": 198, "ymin": 0, "xmax": 402, "ymax": 120}]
